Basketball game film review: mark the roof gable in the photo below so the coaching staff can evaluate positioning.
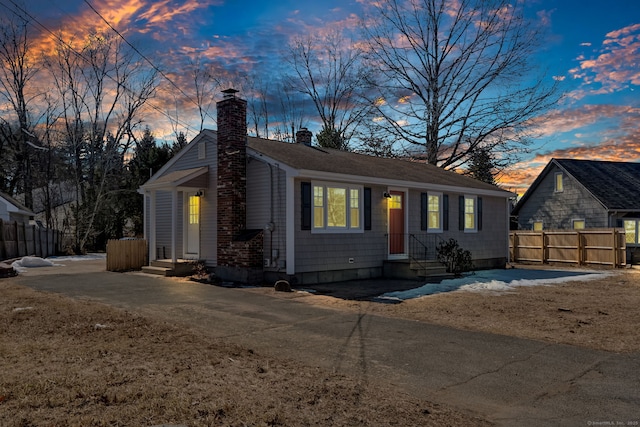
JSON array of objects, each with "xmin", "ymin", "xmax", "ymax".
[
  {"xmin": 513, "ymin": 158, "xmax": 640, "ymax": 214},
  {"xmin": 0, "ymin": 190, "xmax": 34, "ymax": 216},
  {"xmin": 143, "ymin": 130, "xmax": 215, "ymax": 186}
]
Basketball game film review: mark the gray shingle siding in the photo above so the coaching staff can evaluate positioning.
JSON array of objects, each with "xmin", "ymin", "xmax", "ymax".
[
  {"xmin": 294, "ymin": 181, "xmax": 387, "ymax": 274},
  {"xmin": 247, "ymin": 159, "xmax": 287, "ymax": 270},
  {"xmin": 293, "ymin": 183, "xmax": 508, "ymax": 274},
  {"xmin": 517, "ymin": 164, "xmax": 608, "ymax": 229}
]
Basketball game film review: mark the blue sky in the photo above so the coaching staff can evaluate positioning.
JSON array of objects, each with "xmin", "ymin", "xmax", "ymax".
[{"xmin": 3, "ymin": 0, "xmax": 640, "ymax": 193}]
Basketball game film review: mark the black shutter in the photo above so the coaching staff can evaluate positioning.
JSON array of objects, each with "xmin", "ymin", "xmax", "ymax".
[
  {"xmin": 459, "ymin": 195, "xmax": 465, "ymax": 230},
  {"xmin": 443, "ymin": 194, "xmax": 449, "ymax": 231},
  {"xmin": 301, "ymin": 182, "xmax": 311, "ymax": 230},
  {"xmin": 364, "ymin": 187, "xmax": 372, "ymax": 230},
  {"xmin": 477, "ymin": 197, "xmax": 483, "ymax": 231},
  {"xmin": 421, "ymin": 193, "xmax": 427, "ymax": 230}
]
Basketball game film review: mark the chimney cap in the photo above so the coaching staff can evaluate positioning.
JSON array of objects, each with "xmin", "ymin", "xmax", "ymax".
[{"xmin": 222, "ymin": 88, "xmax": 239, "ymax": 98}]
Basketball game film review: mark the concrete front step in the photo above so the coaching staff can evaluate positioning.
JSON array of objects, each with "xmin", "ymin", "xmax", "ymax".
[
  {"xmin": 141, "ymin": 265, "xmax": 174, "ymax": 276},
  {"xmin": 142, "ymin": 260, "xmax": 198, "ymax": 277},
  {"xmin": 383, "ymin": 259, "xmax": 450, "ymax": 280}
]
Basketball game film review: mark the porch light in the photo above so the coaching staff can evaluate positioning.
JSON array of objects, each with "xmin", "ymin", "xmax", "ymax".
[{"xmin": 383, "ymin": 191, "xmax": 392, "ymax": 199}]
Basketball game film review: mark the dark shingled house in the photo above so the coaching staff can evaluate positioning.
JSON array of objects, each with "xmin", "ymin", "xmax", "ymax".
[{"xmin": 512, "ymin": 158, "xmax": 640, "ymax": 260}]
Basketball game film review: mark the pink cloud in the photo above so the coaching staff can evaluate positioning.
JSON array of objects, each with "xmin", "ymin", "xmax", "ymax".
[
  {"xmin": 569, "ymin": 23, "xmax": 640, "ymax": 97},
  {"xmin": 527, "ymin": 104, "xmax": 634, "ymax": 136}
]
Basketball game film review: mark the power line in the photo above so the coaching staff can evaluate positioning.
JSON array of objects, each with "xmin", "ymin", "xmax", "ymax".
[
  {"xmin": 82, "ymin": 0, "xmax": 218, "ymax": 125},
  {"xmin": 0, "ymin": 0, "xmax": 202, "ymax": 139}
]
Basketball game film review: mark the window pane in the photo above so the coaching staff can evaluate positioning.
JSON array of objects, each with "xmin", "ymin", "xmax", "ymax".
[
  {"xmin": 389, "ymin": 194, "xmax": 402, "ymax": 209},
  {"xmin": 465, "ymin": 197, "xmax": 475, "ymax": 229},
  {"xmin": 573, "ymin": 220, "xmax": 585, "ymax": 230},
  {"xmin": 327, "ymin": 187, "xmax": 346, "ymax": 227},
  {"xmin": 555, "ymin": 173, "xmax": 563, "ymax": 192},
  {"xmin": 533, "ymin": 221, "xmax": 543, "ymax": 231},
  {"xmin": 350, "ymin": 189, "xmax": 360, "ymax": 228},
  {"xmin": 313, "ymin": 186, "xmax": 324, "ymax": 228},
  {"xmin": 624, "ymin": 220, "xmax": 637, "ymax": 244},
  {"xmin": 428, "ymin": 195, "xmax": 440, "ymax": 229},
  {"xmin": 189, "ymin": 196, "xmax": 199, "ymax": 225}
]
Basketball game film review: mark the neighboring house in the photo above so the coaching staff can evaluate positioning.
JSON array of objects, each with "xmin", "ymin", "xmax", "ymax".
[
  {"xmin": 140, "ymin": 91, "xmax": 513, "ymax": 284},
  {"xmin": 512, "ymin": 158, "xmax": 640, "ymax": 248},
  {"xmin": 0, "ymin": 190, "xmax": 34, "ymax": 224}
]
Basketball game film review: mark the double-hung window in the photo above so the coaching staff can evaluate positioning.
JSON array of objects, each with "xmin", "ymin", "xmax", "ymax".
[
  {"xmin": 464, "ymin": 196, "xmax": 477, "ymax": 231},
  {"xmin": 312, "ymin": 182, "xmax": 363, "ymax": 232},
  {"xmin": 624, "ymin": 219, "xmax": 639, "ymax": 245},
  {"xmin": 427, "ymin": 193, "xmax": 442, "ymax": 232}
]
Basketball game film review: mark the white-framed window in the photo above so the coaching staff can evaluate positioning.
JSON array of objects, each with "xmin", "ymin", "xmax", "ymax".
[
  {"xmin": 572, "ymin": 219, "xmax": 585, "ymax": 230},
  {"xmin": 555, "ymin": 172, "xmax": 564, "ymax": 192},
  {"xmin": 198, "ymin": 142, "xmax": 206, "ymax": 160},
  {"xmin": 533, "ymin": 221, "xmax": 543, "ymax": 231},
  {"xmin": 312, "ymin": 182, "xmax": 363, "ymax": 233},
  {"xmin": 427, "ymin": 192, "xmax": 442, "ymax": 232},
  {"xmin": 624, "ymin": 219, "xmax": 639, "ymax": 245},
  {"xmin": 464, "ymin": 195, "xmax": 477, "ymax": 232}
]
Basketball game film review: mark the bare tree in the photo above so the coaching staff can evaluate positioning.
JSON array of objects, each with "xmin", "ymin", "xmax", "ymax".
[
  {"xmin": 0, "ymin": 14, "xmax": 40, "ymax": 208},
  {"xmin": 363, "ymin": 0, "xmax": 561, "ymax": 169},
  {"xmin": 188, "ymin": 55, "xmax": 220, "ymax": 132},
  {"xmin": 46, "ymin": 31, "xmax": 157, "ymax": 252},
  {"xmin": 286, "ymin": 29, "xmax": 372, "ymax": 149}
]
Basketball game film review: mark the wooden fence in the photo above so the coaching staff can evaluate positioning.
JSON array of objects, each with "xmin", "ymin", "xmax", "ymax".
[
  {"xmin": 106, "ymin": 239, "xmax": 147, "ymax": 272},
  {"xmin": 0, "ymin": 218, "xmax": 62, "ymax": 261},
  {"xmin": 510, "ymin": 229, "xmax": 626, "ymax": 268}
]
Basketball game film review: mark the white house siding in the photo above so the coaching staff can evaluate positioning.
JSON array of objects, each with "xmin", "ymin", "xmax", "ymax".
[
  {"xmin": 294, "ymin": 181, "xmax": 388, "ymax": 284},
  {"xmin": 247, "ymin": 160, "xmax": 287, "ymax": 272},
  {"xmin": 516, "ymin": 164, "xmax": 608, "ymax": 230}
]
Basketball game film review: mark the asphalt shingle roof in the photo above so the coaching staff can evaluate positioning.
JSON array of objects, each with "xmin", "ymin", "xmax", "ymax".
[
  {"xmin": 248, "ymin": 137, "xmax": 509, "ymax": 194},
  {"xmin": 555, "ymin": 159, "xmax": 640, "ymax": 211}
]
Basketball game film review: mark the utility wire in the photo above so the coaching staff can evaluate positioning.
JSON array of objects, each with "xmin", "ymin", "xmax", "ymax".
[
  {"xmin": 0, "ymin": 0, "xmax": 201, "ymax": 138},
  {"xmin": 82, "ymin": 0, "xmax": 218, "ymax": 125}
]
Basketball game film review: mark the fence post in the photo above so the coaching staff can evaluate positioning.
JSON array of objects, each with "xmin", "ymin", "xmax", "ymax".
[
  {"xmin": 540, "ymin": 231, "xmax": 545, "ymax": 263},
  {"xmin": 0, "ymin": 218, "xmax": 5, "ymax": 260}
]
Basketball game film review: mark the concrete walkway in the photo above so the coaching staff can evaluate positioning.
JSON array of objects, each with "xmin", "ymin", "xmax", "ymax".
[{"xmin": 11, "ymin": 263, "xmax": 640, "ymax": 426}]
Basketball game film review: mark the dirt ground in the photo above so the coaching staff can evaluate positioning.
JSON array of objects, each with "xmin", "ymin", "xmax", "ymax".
[
  {"xmin": 2, "ymin": 263, "xmax": 639, "ymax": 426},
  {"xmin": 256, "ymin": 267, "xmax": 640, "ymax": 354},
  {"xmin": 0, "ymin": 279, "xmax": 489, "ymax": 427}
]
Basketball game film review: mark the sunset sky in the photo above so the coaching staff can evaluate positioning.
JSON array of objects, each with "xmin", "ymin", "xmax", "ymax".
[{"xmin": 2, "ymin": 0, "xmax": 640, "ymax": 195}]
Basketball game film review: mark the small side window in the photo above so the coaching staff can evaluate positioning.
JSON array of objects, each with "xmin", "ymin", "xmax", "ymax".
[
  {"xmin": 533, "ymin": 221, "xmax": 543, "ymax": 231},
  {"xmin": 555, "ymin": 172, "xmax": 563, "ymax": 192},
  {"xmin": 573, "ymin": 219, "xmax": 585, "ymax": 230}
]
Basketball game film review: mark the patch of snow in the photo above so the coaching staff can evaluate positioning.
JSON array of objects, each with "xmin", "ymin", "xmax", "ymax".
[
  {"xmin": 93, "ymin": 323, "xmax": 108, "ymax": 330},
  {"xmin": 12, "ymin": 306, "xmax": 34, "ymax": 312},
  {"xmin": 12, "ymin": 256, "xmax": 60, "ymax": 273},
  {"xmin": 11, "ymin": 253, "xmax": 105, "ymax": 273},
  {"xmin": 48, "ymin": 253, "xmax": 106, "ymax": 262},
  {"xmin": 378, "ymin": 268, "xmax": 612, "ymax": 301}
]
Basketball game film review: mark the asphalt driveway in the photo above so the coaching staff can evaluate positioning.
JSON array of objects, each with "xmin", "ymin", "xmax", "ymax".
[{"xmin": 9, "ymin": 261, "xmax": 640, "ymax": 427}]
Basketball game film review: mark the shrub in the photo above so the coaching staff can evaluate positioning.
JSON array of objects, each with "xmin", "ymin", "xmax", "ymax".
[{"xmin": 436, "ymin": 238, "xmax": 474, "ymax": 277}]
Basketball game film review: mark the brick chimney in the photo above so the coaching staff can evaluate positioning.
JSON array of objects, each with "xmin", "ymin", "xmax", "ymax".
[
  {"xmin": 296, "ymin": 127, "xmax": 313, "ymax": 146},
  {"xmin": 217, "ymin": 89, "xmax": 248, "ymax": 267},
  {"xmin": 216, "ymin": 89, "xmax": 263, "ymax": 281}
]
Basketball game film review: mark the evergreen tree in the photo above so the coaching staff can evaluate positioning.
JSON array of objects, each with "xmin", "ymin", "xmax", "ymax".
[
  {"xmin": 467, "ymin": 147, "xmax": 496, "ymax": 185},
  {"xmin": 316, "ymin": 126, "xmax": 347, "ymax": 150}
]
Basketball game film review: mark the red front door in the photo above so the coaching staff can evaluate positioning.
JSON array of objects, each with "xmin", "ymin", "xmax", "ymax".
[{"xmin": 389, "ymin": 191, "xmax": 405, "ymax": 255}]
